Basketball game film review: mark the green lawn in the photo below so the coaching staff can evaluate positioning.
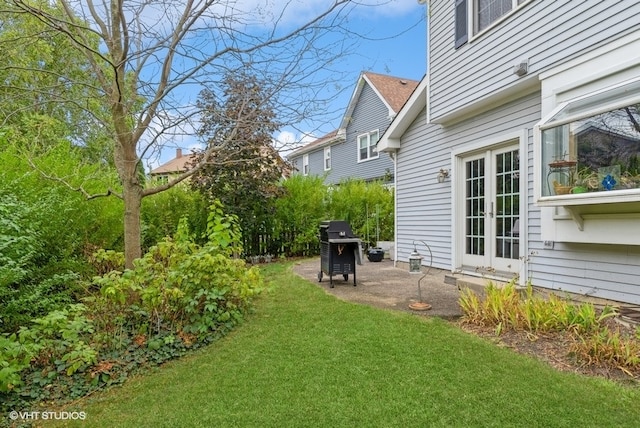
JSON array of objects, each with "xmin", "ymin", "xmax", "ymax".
[{"xmin": 52, "ymin": 262, "xmax": 639, "ymax": 427}]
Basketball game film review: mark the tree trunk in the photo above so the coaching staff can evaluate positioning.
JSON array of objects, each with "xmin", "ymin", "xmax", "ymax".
[
  {"xmin": 123, "ymin": 178, "xmax": 142, "ymax": 269},
  {"xmin": 114, "ymin": 129, "xmax": 143, "ymax": 269}
]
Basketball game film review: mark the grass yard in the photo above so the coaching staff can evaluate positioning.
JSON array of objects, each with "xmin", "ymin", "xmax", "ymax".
[{"xmin": 50, "ymin": 262, "xmax": 640, "ymax": 427}]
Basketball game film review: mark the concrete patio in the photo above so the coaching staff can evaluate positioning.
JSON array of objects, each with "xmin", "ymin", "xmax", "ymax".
[{"xmin": 291, "ymin": 257, "xmax": 463, "ymax": 320}]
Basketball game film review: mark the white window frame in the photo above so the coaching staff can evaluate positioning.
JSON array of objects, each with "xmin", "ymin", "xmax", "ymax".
[
  {"xmin": 324, "ymin": 146, "xmax": 331, "ymax": 171},
  {"xmin": 357, "ymin": 130, "xmax": 380, "ymax": 163},
  {"xmin": 536, "ymin": 76, "xmax": 640, "ymax": 207},
  {"xmin": 302, "ymin": 154, "xmax": 309, "ymax": 176},
  {"xmin": 468, "ymin": 0, "xmax": 533, "ymax": 42}
]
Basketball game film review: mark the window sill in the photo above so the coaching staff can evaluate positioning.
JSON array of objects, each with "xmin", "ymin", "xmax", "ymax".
[
  {"xmin": 538, "ymin": 189, "xmax": 640, "ymax": 207},
  {"xmin": 538, "ymin": 190, "xmax": 640, "ymax": 230},
  {"xmin": 357, "ymin": 156, "xmax": 379, "ymax": 164}
]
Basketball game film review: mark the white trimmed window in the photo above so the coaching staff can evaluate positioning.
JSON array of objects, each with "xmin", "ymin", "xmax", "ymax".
[
  {"xmin": 324, "ymin": 146, "xmax": 331, "ymax": 171},
  {"xmin": 357, "ymin": 130, "xmax": 379, "ymax": 162},
  {"xmin": 303, "ymin": 154, "xmax": 309, "ymax": 175},
  {"xmin": 455, "ymin": 0, "xmax": 530, "ymax": 48},
  {"xmin": 538, "ymin": 77, "xmax": 640, "ymax": 200}
]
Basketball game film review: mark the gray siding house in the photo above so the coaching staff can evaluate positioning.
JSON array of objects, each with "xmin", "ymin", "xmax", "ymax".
[
  {"xmin": 288, "ymin": 72, "xmax": 419, "ymax": 185},
  {"xmin": 379, "ymin": 0, "xmax": 640, "ymax": 305}
]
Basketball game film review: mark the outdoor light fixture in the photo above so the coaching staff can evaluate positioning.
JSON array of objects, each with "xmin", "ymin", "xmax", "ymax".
[
  {"xmin": 437, "ymin": 168, "xmax": 449, "ymax": 183},
  {"xmin": 408, "ymin": 241, "xmax": 433, "ymax": 311},
  {"xmin": 409, "ymin": 248, "xmax": 423, "ymax": 274}
]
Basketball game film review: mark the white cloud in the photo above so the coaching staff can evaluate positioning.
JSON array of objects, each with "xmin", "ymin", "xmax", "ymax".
[
  {"xmin": 273, "ymin": 130, "xmax": 318, "ymax": 156},
  {"xmin": 228, "ymin": 0, "xmax": 422, "ymax": 27}
]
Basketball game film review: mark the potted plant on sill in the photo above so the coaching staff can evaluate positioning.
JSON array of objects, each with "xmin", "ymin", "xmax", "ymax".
[
  {"xmin": 571, "ymin": 168, "xmax": 599, "ymax": 194},
  {"xmin": 619, "ymin": 171, "xmax": 640, "ymax": 189}
]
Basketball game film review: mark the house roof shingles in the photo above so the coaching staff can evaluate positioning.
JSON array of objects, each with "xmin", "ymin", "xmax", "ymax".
[
  {"xmin": 288, "ymin": 72, "xmax": 419, "ymax": 159},
  {"xmin": 149, "ymin": 150, "xmax": 196, "ymax": 175},
  {"xmin": 363, "ymin": 71, "xmax": 420, "ymax": 113},
  {"xmin": 286, "ymin": 130, "xmax": 343, "ymax": 158}
]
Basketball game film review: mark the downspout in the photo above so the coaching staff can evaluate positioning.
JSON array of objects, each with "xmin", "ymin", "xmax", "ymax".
[{"xmin": 389, "ymin": 150, "xmax": 398, "ymax": 267}]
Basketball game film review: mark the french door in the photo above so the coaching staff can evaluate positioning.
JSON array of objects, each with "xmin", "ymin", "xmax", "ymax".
[{"xmin": 460, "ymin": 144, "xmax": 520, "ymax": 274}]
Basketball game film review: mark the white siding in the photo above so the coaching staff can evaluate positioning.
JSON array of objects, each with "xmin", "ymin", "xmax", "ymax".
[
  {"xmin": 398, "ymin": 88, "xmax": 640, "ymax": 304},
  {"xmin": 429, "ymin": 0, "xmax": 640, "ymax": 120},
  {"xmin": 330, "ymin": 83, "xmax": 394, "ymax": 184},
  {"xmin": 397, "ymin": 92, "xmax": 540, "ymax": 269}
]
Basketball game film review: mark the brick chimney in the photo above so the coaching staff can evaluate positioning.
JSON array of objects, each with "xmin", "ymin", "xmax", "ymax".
[{"xmin": 176, "ymin": 148, "xmax": 183, "ymax": 158}]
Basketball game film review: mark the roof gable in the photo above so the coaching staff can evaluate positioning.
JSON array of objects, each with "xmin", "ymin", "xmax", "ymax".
[
  {"xmin": 150, "ymin": 150, "xmax": 197, "ymax": 175},
  {"xmin": 377, "ymin": 75, "xmax": 427, "ymax": 152},
  {"xmin": 339, "ymin": 71, "xmax": 419, "ymax": 131}
]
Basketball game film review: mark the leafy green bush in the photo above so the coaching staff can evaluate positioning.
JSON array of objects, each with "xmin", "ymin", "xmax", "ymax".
[
  {"xmin": 0, "ymin": 140, "xmax": 123, "ymax": 332},
  {"xmin": 0, "ymin": 191, "xmax": 84, "ymax": 331},
  {"xmin": 272, "ymin": 175, "xmax": 327, "ymax": 256},
  {"xmin": 0, "ymin": 304, "xmax": 95, "ymax": 393},
  {"xmin": 95, "ymin": 208, "xmax": 259, "ymax": 340},
  {"xmin": 327, "ymin": 178, "xmax": 394, "ymax": 246},
  {"xmin": 141, "ymin": 184, "xmax": 209, "ymax": 249},
  {"xmin": 1, "ymin": 203, "xmax": 264, "ymax": 411},
  {"xmin": 271, "ymin": 176, "xmax": 394, "ymax": 256}
]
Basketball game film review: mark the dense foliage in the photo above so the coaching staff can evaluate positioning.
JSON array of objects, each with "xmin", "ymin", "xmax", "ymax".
[
  {"xmin": 326, "ymin": 178, "xmax": 394, "ymax": 247},
  {"xmin": 269, "ymin": 176, "xmax": 395, "ymax": 256},
  {"xmin": 141, "ymin": 185, "xmax": 210, "ymax": 249},
  {"xmin": 191, "ymin": 73, "xmax": 287, "ymax": 255},
  {"xmin": 1, "ymin": 207, "xmax": 264, "ymax": 411},
  {"xmin": 0, "ymin": 141, "xmax": 122, "ymax": 332}
]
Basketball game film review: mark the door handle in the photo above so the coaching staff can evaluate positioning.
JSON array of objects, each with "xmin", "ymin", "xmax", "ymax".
[{"xmin": 481, "ymin": 203, "xmax": 495, "ymax": 218}]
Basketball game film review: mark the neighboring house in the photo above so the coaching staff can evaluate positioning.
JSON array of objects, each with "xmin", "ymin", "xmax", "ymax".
[
  {"xmin": 287, "ymin": 72, "xmax": 420, "ymax": 185},
  {"xmin": 149, "ymin": 148, "xmax": 196, "ymax": 183},
  {"xmin": 378, "ymin": 0, "xmax": 640, "ymax": 305},
  {"xmin": 149, "ymin": 146, "xmax": 293, "ymax": 183}
]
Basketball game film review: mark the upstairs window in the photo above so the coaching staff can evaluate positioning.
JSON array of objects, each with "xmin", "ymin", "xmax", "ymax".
[
  {"xmin": 539, "ymin": 78, "xmax": 640, "ymax": 198},
  {"xmin": 303, "ymin": 154, "xmax": 309, "ymax": 175},
  {"xmin": 358, "ymin": 130, "xmax": 379, "ymax": 162},
  {"xmin": 324, "ymin": 146, "xmax": 331, "ymax": 170},
  {"xmin": 455, "ymin": 0, "xmax": 530, "ymax": 48}
]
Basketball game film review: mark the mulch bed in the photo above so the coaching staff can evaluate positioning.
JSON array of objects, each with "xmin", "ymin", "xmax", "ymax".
[{"xmin": 458, "ymin": 320, "xmax": 640, "ymax": 385}]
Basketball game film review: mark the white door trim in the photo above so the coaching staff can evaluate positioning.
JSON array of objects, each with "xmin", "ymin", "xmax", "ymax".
[{"xmin": 451, "ymin": 130, "xmax": 528, "ymax": 284}]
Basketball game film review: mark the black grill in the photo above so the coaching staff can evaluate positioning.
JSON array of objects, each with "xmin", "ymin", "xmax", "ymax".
[{"xmin": 318, "ymin": 221, "xmax": 362, "ymax": 287}]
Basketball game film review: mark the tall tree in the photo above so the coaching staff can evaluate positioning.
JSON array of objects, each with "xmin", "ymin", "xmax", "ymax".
[
  {"xmin": 191, "ymin": 72, "xmax": 286, "ymax": 252},
  {"xmin": 1, "ymin": 0, "xmax": 354, "ymax": 267},
  {"xmin": 0, "ymin": 1, "xmax": 110, "ymax": 159}
]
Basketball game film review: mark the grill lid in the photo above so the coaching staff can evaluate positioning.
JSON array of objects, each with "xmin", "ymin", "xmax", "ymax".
[{"xmin": 319, "ymin": 220, "xmax": 357, "ymax": 240}]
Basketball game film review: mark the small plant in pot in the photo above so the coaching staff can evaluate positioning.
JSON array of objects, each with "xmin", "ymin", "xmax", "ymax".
[
  {"xmin": 571, "ymin": 168, "xmax": 599, "ymax": 193},
  {"xmin": 618, "ymin": 171, "xmax": 640, "ymax": 189}
]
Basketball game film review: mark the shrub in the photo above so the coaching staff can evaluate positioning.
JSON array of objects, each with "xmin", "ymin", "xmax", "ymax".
[
  {"xmin": 327, "ymin": 178, "xmax": 394, "ymax": 246},
  {"xmin": 271, "ymin": 176, "xmax": 395, "ymax": 256},
  {"xmin": 272, "ymin": 175, "xmax": 327, "ymax": 256},
  {"xmin": 459, "ymin": 282, "xmax": 639, "ymax": 371},
  {"xmin": 141, "ymin": 185, "xmax": 209, "ymax": 249},
  {"xmin": 94, "ymin": 203, "xmax": 261, "ymax": 344},
  {"xmin": 1, "ymin": 203, "xmax": 264, "ymax": 410},
  {"xmin": 0, "ymin": 304, "xmax": 96, "ymax": 393},
  {"xmin": 0, "ymin": 141, "xmax": 123, "ymax": 331}
]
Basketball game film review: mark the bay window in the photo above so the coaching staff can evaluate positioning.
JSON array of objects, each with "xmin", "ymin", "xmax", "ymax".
[{"xmin": 539, "ymin": 78, "xmax": 640, "ymax": 199}]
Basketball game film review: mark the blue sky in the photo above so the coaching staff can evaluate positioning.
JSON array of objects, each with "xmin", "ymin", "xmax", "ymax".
[
  {"xmin": 148, "ymin": 0, "xmax": 427, "ymax": 168},
  {"xmin": 274, "ymin": 0, "xmax": 428, "ymax": 152}
]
